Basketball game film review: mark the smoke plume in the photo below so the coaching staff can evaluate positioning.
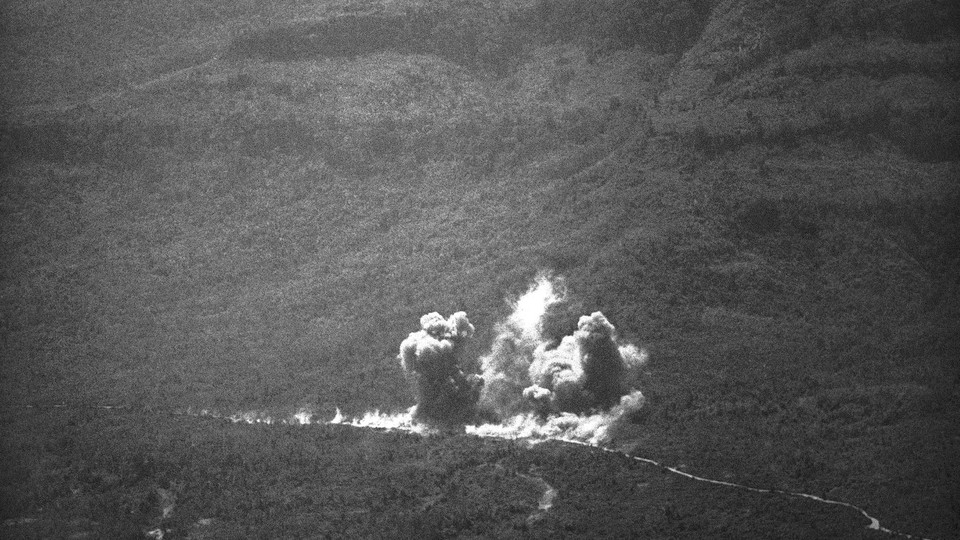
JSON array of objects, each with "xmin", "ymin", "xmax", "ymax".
[
  {"xmin": 524, "ymin": 311, "xmax": 646, "ymax": 415},
  {"xmin": 477, "ymin": 276, "xmax": 564, "ymax": 417},
  {"xmin": 479, "ymin": 276, "xmax": 647, "ymax": 419},
  {"xmin": 398, "ymin": 311, "xmax": 483, "ymax": 426},
  {"xmin": 398, "ymin": 274, "xmax": 648, "ymax": 442}
]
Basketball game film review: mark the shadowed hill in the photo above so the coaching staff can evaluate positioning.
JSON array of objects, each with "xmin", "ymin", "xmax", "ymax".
[{"xmin": 1, "ymin": 0, "xmax": 958, "ymax": 537}]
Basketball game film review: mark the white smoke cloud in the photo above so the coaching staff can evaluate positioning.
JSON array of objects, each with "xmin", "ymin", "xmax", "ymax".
[
  {"xmin": 478, "ymin": 275, "xmax": 646, "ymax": 416},
  {"xmin": 477, "ymin": 275, "xmax": 564, "ymax": 417},
  {"xmin": 467, "ymin": 389, "xmax": 646, "ymax": 446},
  {"xmin": 396, "ymin": 274, "xmax": 648, "ymax": 444},
  {"xmin": 525, "ymin": 311, "xmax": 646, "ymax": 414}
]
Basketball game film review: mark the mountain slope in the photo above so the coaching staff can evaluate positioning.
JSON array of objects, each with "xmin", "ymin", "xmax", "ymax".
[{"xmin": 1, "ymin": 0, "xmax": 958, "ymax": 537}]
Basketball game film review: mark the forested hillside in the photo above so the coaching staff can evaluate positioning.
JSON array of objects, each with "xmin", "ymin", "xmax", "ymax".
[{"xmin": 2, "ymin": 0, "xmax": 958, "ymax": 537}]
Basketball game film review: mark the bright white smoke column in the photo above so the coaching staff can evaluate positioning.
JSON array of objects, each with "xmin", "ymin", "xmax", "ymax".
[
  {"xmin": 477, "ymin": 275, "xmax": 648, "ymax": 439},
  {"xmin": 477, "ymin": 276, "xmax": 565, "ymax": 417},
  {"xmin": 510, "ymin": 274, "xmax": 564, "ymax": 341}
]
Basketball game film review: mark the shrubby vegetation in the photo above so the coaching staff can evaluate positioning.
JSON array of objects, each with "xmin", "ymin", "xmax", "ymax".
[{"xmin": 1, "ymin": 408, "xmax": 886, "ymax": 538}]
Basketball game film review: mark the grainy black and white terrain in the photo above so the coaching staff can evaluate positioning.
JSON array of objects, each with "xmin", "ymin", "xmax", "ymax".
[{"xmin": 1, "ymin": 0, "xmax": 958, "ymax": 538}]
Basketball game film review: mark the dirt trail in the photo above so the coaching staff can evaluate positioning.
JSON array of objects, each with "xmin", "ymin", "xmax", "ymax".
[
  {"xmin": 560, "ymin": 439, "xmax": 934, "ymax": 540},
  {"xmin": 182, "ymin": 407, "xmax": 938, "ymax": 540}
]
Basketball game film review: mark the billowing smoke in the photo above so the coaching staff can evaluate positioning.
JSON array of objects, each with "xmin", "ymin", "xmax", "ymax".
[
  {"xmin": 398, "ymin": 274, "xmax": 649, "ymax": 442},
  {"xmin": 398, "ymin": 311, "xmax": 483, "ymax": 426},
  {"xmin": 479, "ymin": 276, "xmax": 646, "ymax": 419},
  {"xmin": 466, "ymin": 389, "xmax": 647, "ymax": 445},
  {"xmin": 524, "ymin": 311, "xmax": 647, "ymax": 415},
  {"xmin": 477, "ymin": 276, "xmax": 564, "ymax": 417}
]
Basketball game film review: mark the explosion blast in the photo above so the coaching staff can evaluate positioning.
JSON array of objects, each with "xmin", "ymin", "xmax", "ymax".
[
  {"xmin": 398, "ymin": 311, "xmax": 483, "ymax": 426},
  {"xmin": 396, "ymin": 274, "xmax": 648, "ymax": 443}
]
